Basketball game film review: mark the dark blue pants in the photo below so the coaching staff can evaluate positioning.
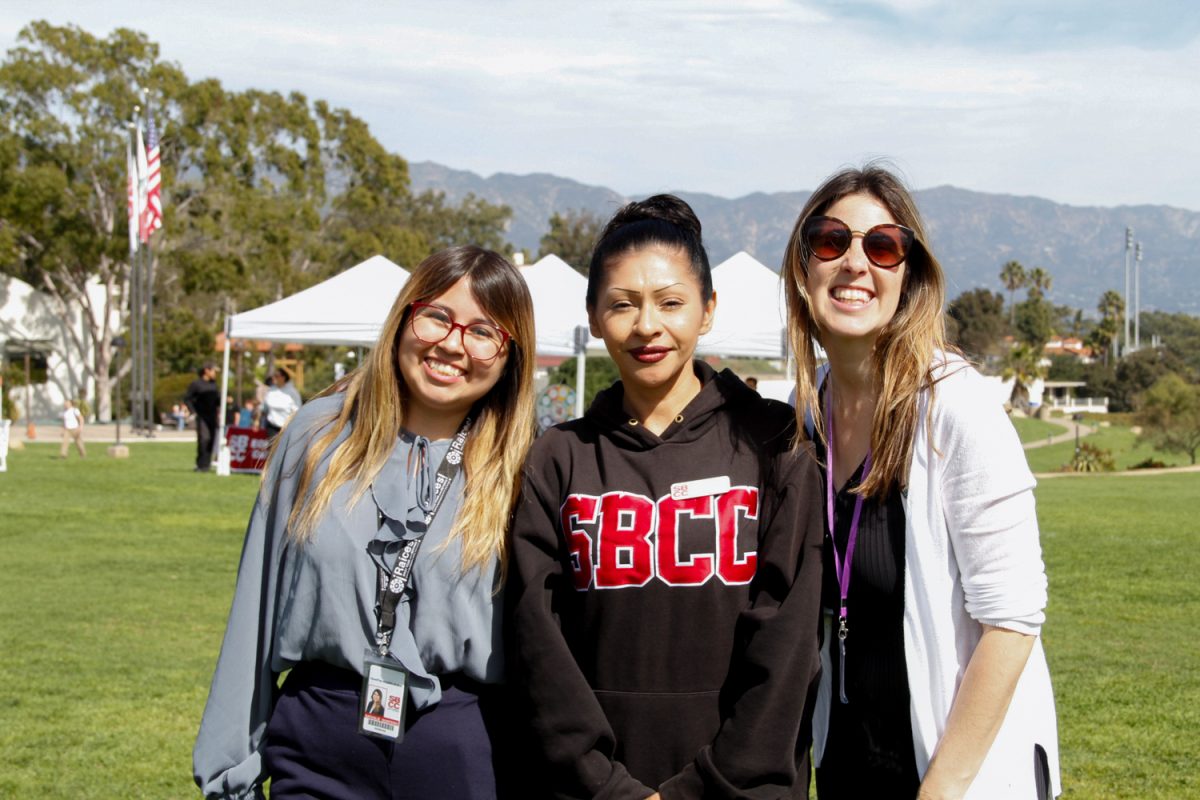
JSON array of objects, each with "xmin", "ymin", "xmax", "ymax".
[{"xmin": 264, "ymin": 662, "xmax": 520, "ymax": 800}]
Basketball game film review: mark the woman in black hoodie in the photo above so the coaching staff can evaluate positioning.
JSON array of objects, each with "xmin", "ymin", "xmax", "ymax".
[{"xmin": 508, "ymin": 195, "xmax": 825, "ymax": 799}]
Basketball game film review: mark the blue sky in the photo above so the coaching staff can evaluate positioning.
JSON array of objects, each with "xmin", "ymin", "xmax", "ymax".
[{"xmin": 3, "ymin": 0, "xmax": 1198, "ymax": 210}]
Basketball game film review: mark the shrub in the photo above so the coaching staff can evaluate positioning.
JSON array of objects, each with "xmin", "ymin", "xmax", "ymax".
[
  {"xmin": 1064, "ymin": 442, "xmax": 1116, "ymax": 472},
  {"xmin": 1130, "ymin": 457, "xmax": 1168, "ymax": 470}
]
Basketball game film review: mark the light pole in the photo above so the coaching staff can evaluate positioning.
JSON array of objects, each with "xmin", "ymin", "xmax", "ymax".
[
  {"xmin": 108, "ymin": 336, "xmax": 130, "ymax": 458},
  {"xmin": 112, "ymin": 336, "xmax": 125, "ymax": 446},
  {"xmin": 1134, "ymin": 242, "xmax": 1143, "ymax": 351},
  {"xmin": 1123, "ymin": 227, "xmax": 1133, "ymax": 355}
]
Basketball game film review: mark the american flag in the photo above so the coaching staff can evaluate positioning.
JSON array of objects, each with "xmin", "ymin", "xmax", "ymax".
[{"xmin": 139, "ymin": 111, "xmax": 163, "ymax": 242}]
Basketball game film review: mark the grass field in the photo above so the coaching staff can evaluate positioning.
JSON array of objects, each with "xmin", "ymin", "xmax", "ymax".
[
  {"xmin": 1009, "ymin": 415, "xmax": 1063, "ymax": 445},
  {"xmin": 1025, "ymin": 423, "xmax": 1194, "ymax": 473},
  {"xmin": 1, "ymin": 443, "xmax": 1197, "ymax": 798}
]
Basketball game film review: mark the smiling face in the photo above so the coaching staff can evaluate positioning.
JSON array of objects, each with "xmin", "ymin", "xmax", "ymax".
[
  {"xmin": 588, "ymin": 244, "xmax": 715, "ymax": 401},
  {"xmin": 804, "ymin": 192, "xmax": 907, "ymax": 350},
  {"xmin": 397, "ymin": 275, "xmax": 510, "ymax": 436}
]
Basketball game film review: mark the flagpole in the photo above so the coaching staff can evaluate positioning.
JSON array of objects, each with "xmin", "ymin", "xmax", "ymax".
[
  {"xmin": 129, "ymin": 116, "xmax": 143, "ymax": 433},
  {"xmin": 142, "ymin": 89, "xmax": 157, "ymax": 438}
]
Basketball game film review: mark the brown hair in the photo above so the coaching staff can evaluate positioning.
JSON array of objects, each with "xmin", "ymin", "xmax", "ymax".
[
  {"xmin": 273, "ymin": 246, "xmax": 537, "ymax": 575},
  {"xmin": 782, "ymin": 163, "xmax": 951, "ymax": 498}
]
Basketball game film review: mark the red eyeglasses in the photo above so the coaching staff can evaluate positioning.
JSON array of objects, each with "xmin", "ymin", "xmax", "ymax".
[
  {"xmin": 802, "ymin": 215, "xmax": 915, "ymax": 269},
  {"xmin": 408, "ymin": 303, "xmax": 510, "ymax": 361}
]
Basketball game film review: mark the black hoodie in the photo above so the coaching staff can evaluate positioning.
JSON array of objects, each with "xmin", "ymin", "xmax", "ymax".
[{"xmin": 508, "ymin": 363, "xmax": 824, "ymax": 799}]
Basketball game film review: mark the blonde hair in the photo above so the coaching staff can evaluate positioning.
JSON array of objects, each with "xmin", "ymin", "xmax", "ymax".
[
  {"xmin": 783, "ymin": 163, "xmax": 951, "ymax": 498},
  {"xmin": 271, "ymin": 246, "xmax": 537, "ymax": 576}
]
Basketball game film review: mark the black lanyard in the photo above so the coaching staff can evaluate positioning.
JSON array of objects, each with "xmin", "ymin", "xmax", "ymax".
[{"xmin": 373, "ymin": 415, "xmax": 472, "ymax": 657}]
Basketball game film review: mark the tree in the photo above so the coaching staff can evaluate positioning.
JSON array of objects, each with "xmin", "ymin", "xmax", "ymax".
[
  {"xmin": 539, "ymin": 209, "xmax": 602, "ymax": 274},
  {"xmin": 1001, "ymin": 343, "xmax": 1046, "ymax": 411},
  {"xmin": 999, "ymin": 260, "xmax": 1026, "ymax": 326},
  {"xmin": 0, "ymin": 22, "xmax": 185, "ymax": 420},
  {"xmin": 1136, "ymin": 372, "xmax": 1200, "ymax": 464},
  {"xmin": 1014, "ymin": 296, "xmax": 1055, "ymax": 350},
  {"xmin": 1089, "ymin": 290, "xmax": 1125, "ymax": 365},
  {"xmin": 1110, "ymin": 346, "xmax": 1189, "ymax": 412},
  {"xmin": 1140, "ymin": 310, "xmax": 1200, "ymax": 374},
  {"xmin": 1, "ymin": 22, "xmax": 515, "ymax": 417},
  {"xmin": 1026, "ymin": 266, "xmax": 1052, "ymax": 300},
  {"xmin": 547, "ymin": 356, "xmax": 620, "ymax": 410},
  {"xmin": 946, "ymin": 288, "xmax": 1006, "ymax": 362},
  {"xmin": 1012, "ymin": 267, "xmax": 1055, "ymax": 350}
]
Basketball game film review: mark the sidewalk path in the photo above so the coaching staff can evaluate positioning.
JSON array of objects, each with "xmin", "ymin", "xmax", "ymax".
[
  {"xmin": 1022, "ymin": 415, "xmax": 1090, "ymax": 450},
  {"xmin": 8, "ymin": 422, "xmax": 194, "ymax": 445}
]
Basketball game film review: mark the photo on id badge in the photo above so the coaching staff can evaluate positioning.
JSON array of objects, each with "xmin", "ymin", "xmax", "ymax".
[{"xmin": 359, "ymin": 652, "xmax": 408, "ymax": 742}]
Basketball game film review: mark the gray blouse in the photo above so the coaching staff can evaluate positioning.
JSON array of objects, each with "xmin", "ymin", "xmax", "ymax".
[{"xmin": 193, "ymin": 394, "xmax": 504, "ymax": 800}]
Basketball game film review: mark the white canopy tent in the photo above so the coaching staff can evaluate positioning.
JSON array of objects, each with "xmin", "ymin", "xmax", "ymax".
[
  {"xmin": 519, "ymin": 254, "xmax": 605, "ymax": 417},
  {"xmin": 518, "ymin": 254, "xmax": 604, "ymax": 355},
  {"xmin": 698, "ymin": 251, "xmax": 788, "ymax": 359},
  {"xmin": 227, "ymin": 255, "xmax": 409, "ymax": 346},
  {"xmin": 215, "ymin": 255, "xmax": 409, "ymax": 473}
]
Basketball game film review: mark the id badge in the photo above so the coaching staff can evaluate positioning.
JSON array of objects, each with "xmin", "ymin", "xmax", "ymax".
[{"xmin": 359, "ymin": 650, "xmax": 408, "ymax": 742}]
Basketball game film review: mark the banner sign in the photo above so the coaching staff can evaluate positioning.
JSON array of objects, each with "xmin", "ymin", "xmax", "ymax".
[{"xmin": 225, "ymin": 426, "xmax": 269, "ymax": 474}]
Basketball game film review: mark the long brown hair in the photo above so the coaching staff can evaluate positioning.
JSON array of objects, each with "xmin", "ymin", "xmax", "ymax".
[
  {"xmin": 783, "ymin": 163, "xmax": 951, "ymax": 498},
  {"xmin": 275, "ymin": 246, "xmax": 537, "ymax": 575}
]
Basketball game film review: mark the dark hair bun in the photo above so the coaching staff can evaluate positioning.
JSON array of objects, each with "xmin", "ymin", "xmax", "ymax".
[
  {"xmin": 586, "ymin": 193, "xmax": 712, "ymax": 308},
  {"xmin": 602, "ymin": 194, "xmax": 702, "ymax": 242}
]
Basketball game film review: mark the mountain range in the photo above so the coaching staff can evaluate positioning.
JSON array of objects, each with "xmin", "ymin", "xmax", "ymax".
[{"xmin": 409, "ymin": 161, "xmax": 1200, "ymax": 315}]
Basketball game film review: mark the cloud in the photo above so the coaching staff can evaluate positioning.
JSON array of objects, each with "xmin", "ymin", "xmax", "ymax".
[{"xmin": 3, "ymin": 1, "xmax": 1198, "ymax": 210}]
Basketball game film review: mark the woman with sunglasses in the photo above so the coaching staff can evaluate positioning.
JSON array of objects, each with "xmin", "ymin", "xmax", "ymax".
[
  {"xmin": 508, "ymin": 195, "xmax": 825, "ymax": 798},
  {"xmin": 783, "ymin": 165, "xmax": 1059, "ymax": 800},
  {"xmin": 194, "ymin": 246, "xmax": 537, "ymax": 799}
]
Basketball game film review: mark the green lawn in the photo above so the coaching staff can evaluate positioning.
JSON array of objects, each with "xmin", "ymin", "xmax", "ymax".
[
  {"xmin": 0, "ymin": 444, "xmax": 258, "ymax": 799},
  {"xmin": 1, "ymin": 443, "xmax": 1196, "ymax": 798},
  {"xmin": 1009, "ymin": 414, "xmax": 1063, "ymax": 445},
  {"xmin": 1025, "ymin": 423, "xmax": 1194, "ymax": 473}
]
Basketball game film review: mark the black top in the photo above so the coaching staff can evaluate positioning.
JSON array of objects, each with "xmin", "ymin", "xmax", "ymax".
[
  {"xmin": 813, "ymin": 430, "xmax": 919, "ymax": 798},
  {"xmin": 184, "ymin": 377, "xmax": 220, "ymax": 422},
  {"xmin": 508, "ymin": 363, "xmax": 825, "ymax": 799}
]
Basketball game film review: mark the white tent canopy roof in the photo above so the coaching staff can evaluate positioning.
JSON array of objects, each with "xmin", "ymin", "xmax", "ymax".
[
  {"xmin": 520, "ymin": 254, "xmax": 604, "ymax": 356},
  {"xmin": 223, "ymin": 251, "xmax": 790, "ymax": 359},
  {"xmin": 227, "ymin": 255, "xmax": 409, "ymax": 346},
  {"xmin": 697, "ymin": 251, "xmax": 788, "ymax": 359}
]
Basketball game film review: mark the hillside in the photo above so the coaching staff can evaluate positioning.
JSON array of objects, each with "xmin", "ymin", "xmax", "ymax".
[{"xmin": 409, "ymin": 162, "xmax": 1200, "ymax": 314}]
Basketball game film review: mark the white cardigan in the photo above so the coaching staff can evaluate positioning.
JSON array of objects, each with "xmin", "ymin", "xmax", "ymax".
[{"xmin": 804, "ymin": 357, "xmax": 1061, "ymax": 799}]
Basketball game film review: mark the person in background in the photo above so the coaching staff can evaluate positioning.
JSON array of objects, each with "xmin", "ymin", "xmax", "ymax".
[
  {"xmin": 184, "ymin": 363, "xmax": 220, "ymax": 472},
  {"xmin": 194, "ymin": 245, "xmax": 538, "ymax": 799},
  {"xmin": 237, "ymin": 399, "xmax": 256, "ymax": 429},
  {"xmin": 745, "ymin": 376, "xmax": 759, "ymax": 392},
  {"xmin": 60, "ymin": 399, "xmax": 86, "ymax": 459},
  {"xmin": 782, "ymin": 163, "xmax": 1059, "ymax": 799},
  {"xmin": 263, "ymin": 366, "xmax": 302, "ymax": 438},
  {"xmin": 507, "ymin": 195, "xmax": 824, "ymax": 798}
]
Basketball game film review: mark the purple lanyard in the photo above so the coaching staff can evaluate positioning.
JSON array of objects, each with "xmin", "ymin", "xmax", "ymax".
[{"xmin": 825, "ymin": 391, "xmax": 871, "ymax": 704}]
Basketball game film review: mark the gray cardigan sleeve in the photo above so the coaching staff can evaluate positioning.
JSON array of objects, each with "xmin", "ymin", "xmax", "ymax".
[{"xmin": 192, "ymin": 434, "xmax": 296, "ymax": 799}]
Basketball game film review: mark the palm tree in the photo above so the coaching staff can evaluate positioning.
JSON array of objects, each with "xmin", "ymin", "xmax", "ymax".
[
  {"xmin": 1092, "ymin": 290, "xmax": 1125, "ymax": 365},
  {"xmin": 1002, "ymin": 343, "xmax": 1046, "ymax": 412},
  {"xmin": 999, "ymin": 261, "xmax": 1026, "ymax": 326},
  {"xmin": 1026, "ymin": 267, "xmax": 1053, "ymax": 301}
]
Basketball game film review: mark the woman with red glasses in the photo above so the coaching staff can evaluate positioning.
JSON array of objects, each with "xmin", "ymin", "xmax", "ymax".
[
  {"xmin": 195, "ymin": 246, "xmax": 538, "ymax": 799},
  {"xmin": 783, "ymin": 165, "xmax": 1060, "ymax": 799}
]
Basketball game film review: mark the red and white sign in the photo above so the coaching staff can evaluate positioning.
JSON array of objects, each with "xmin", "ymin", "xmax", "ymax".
[{"xmin": 225, "ymin": 427, "xmax": 270, "ymax": 473}]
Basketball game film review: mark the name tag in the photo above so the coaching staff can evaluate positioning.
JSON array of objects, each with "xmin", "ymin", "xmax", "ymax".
[
  {"xmin": 359, "ymin": 650, "xmax": 408, "ymax": 742},
  {"xmin": 670, "ymin": 476, "xmax": 731, "ymax": 500}
]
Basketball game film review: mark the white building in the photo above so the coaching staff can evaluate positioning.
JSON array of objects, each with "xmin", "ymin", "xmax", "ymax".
[{"xmin": 1, "ymin": 273, "xmax": 113, "ymax": 423}]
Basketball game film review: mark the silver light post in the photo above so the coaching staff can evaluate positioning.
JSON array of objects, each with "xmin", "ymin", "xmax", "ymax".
[
  {"xmin": 1123, "ymin": 227, "xmax": 1133, "ymax": 355},
  {"xmin": 107, "ymin": 336, "xmax": 130, "ymax": 459},
  {"xmin": 1134, "ymin": 242, "xmax": 1143, "ymax": 351}
]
